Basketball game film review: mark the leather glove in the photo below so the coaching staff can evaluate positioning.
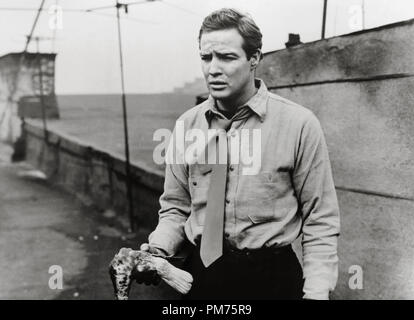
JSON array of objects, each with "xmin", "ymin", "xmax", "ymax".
[{"xmin": 133, "ymin": 243, "xmax": 166, "ymax": 286}]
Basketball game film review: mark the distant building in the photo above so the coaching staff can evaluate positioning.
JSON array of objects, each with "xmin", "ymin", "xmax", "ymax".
[
  {"xmin": 173, "ymin": 77, "xmax": 208, "ymax": 96},
  {"xmin": 0, "ymin": 52, "xmax": 58, "ymax": 144}
]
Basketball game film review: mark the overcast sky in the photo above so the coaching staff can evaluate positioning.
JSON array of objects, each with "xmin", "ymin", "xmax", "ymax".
[{"xmin": 1, "ymin": 0, "xmax": 413, "ymax": 94}]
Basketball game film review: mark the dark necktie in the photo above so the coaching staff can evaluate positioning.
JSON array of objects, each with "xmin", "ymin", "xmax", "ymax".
[{"xmin": 200, "ymin": 106, "xmax": 252, "ymax": 267}]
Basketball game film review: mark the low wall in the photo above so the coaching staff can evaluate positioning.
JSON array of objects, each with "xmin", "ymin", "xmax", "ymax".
[{"xmin": 24, "ymin": 120, "xmax": 164, "ymax": 231}]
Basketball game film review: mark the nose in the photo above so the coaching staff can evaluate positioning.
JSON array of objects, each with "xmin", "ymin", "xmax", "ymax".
[{"xmin": 208, "ymin": 57, "xmax": 222, "ymax": 77}]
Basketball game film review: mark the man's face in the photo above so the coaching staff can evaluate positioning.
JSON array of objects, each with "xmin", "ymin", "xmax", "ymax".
[{"xmin": 199, "ymin": 28, "xmax": 254, "ymax": 103}]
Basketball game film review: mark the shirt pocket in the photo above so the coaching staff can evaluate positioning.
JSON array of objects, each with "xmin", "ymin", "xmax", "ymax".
[{"xmin": 237, "ymin": 169, "xmax": 294, "ymax": 224}]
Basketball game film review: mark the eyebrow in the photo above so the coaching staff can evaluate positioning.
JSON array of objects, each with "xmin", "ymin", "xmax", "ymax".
[
  {"xmin": 217, "ymin": 52, "xmax": 238, "ymax": 56},
  {"xmin": 199, "ymin": 51, "xmax": 239, "ymax": 57}
]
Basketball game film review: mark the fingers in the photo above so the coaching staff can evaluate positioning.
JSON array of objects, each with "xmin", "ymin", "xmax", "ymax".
[
  {"xmin": 140, "ymin": 243, "xmax": 165, "ymax": 256},
  {"xmin": 135, "ymin": 243, "xmax": 164, "ymax": 286},
  {"xmin": 135, "ymin": 270, "xmax": 161, "ymax": 286},
  {"xmin": 145, "ymin": 272, "xmax": 161, "ymax": 286}
]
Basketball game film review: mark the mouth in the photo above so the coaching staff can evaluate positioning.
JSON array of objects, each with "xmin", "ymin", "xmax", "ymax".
[{"xmin": 209, "ymin": 81, "xmax": 227, "ymax": 90}]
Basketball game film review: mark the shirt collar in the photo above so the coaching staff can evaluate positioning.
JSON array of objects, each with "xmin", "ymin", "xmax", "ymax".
[{"xmin": 203, "ymin": 78, "xmax": 268, "ymax": 123}]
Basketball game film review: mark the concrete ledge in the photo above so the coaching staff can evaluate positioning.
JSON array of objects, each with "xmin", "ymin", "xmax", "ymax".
[
  {"xmin": 23, "ymin": 119, "xmax": 164, "ymax": 231},
  {"xmin": 257, "ymin": 18, "xmax": 414, "ymax": 88},
  {"xmin": 269, "ymin": 77, "xmax": 414, "ymax": 199}
]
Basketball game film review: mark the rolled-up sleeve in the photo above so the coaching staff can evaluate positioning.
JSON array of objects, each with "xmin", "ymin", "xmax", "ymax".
[
  {"xmin": 148, "ymin": 123, "xmax": 191, "ymax": 256},
  {"xmin": 292, "ymin": 113, "xmax": 340, "ymax": 300}
]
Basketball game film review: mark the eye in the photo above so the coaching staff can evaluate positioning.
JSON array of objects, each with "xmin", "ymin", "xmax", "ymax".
[
  {"xmin": 200, "ymin": 54, "xmax": 212, "ymax": 61},
  {"xmin": 217, "ymin": 54, "xmax": 237, "ymax": 61}
]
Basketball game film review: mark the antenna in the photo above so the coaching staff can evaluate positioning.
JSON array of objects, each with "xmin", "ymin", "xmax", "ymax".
[
  {"xmin": 30, "ymin": 35, "xmax": 53, "ymax": 142},
  {"xmin": 4, "ymin": 0, "xmax": 158, "ymax": 232},
  {"xmin": 0, "ymin": 0, "xmax": 46, "ymax": 142},
  {"xmin": 116, "ymin": 0, "xmax": 135, "ymax": 232},
  {"xmin": 87, "ymin": 0, "xmax": 160, "ymax": 232},
  {"xmin": 24, "ymin": 0, "xmax": 46, "ymax": 52}
]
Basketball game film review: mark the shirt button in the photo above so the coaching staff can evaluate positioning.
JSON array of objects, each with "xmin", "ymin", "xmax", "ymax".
[
  {"xmin": 225, "ymin": 232, "xmax": 230, "ymax": 238},
  {"xmin": 192, "ymin": 181, "xmax": 197, "ymax": 186},
  {"xmin": 225, "ymin": 199, "xmax": 230, "ymax": 204},
  {"xmin": 229, "ymin": 166, "xmax": 234, "ymax": 171}
]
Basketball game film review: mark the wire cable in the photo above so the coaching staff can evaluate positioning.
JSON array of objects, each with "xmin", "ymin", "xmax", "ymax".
[
  {"xmin": 0, "ymin": 4, "xmax": 158, "ymax": 24},
  {"xmin": 86, "ymin": 0, "xmax": 151, "ymax": 12},
  {"xmin": 24, "ymin": 0, "xmax": 46, "ymax": 52},
  {"xmin": 87, "ymin": 10, "xmax": 158, "ymax": 24},
  {"xmin": 160, "ymin": 0, "xmax": 203, "ymax": 17}
]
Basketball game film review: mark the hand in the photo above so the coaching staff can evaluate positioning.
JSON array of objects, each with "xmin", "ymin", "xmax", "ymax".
[
  {"xmin": 140, "ymin": 243, "xmax": 167, "ymax": 256},
  {"xmin": 133, "ymin": 244, "xmax": 165, "ymax": 286}
]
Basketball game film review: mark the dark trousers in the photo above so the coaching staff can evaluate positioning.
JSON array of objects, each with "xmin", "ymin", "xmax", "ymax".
[{"xmin": 182, "ymin": 244, "xmax": 304, "ymax": 300}]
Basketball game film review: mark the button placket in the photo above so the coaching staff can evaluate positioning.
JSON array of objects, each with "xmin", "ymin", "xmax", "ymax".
[
  {"xmin": 227, "ymin": 125, "xmax": 239, "ymax": 175},
  {"xmin": 226, "ymin": 120, "xmax": 245, "ymax": 241},
  {"xmin": 232, "ymin": 119, "xmax": 249, "ymax": 231},
  {"xmin": 225, "ymin": 164, "xmax": 236, "ymax": 234}
]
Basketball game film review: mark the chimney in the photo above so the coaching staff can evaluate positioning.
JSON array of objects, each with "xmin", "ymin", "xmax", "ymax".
[{"xmin": 285, "ymin": 33, "xmax": 302, "ymax": 48}]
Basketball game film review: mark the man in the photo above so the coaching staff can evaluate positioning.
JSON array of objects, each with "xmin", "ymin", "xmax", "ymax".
[{"xmin": 139, "ymin": 8, "xmax": 340, "ymax": 300}]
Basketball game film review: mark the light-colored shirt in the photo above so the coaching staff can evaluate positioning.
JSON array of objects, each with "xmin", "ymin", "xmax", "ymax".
[{"xmin": 149, "ymin": 79, "xmax": 340, "ymax": 300}]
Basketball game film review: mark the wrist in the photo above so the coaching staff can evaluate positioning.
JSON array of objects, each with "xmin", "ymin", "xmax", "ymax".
[{"xmin": 149, "ymin": 245, "xmax": 169, "ymax": 257}]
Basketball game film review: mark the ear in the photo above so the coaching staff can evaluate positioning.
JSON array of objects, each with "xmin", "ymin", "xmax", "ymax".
[{"xmin": 250, "ymin": 49, "xmax": 262, "ymax": 70}]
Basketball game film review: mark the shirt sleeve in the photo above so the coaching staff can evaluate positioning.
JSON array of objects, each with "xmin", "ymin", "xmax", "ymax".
[
  {"xmin": 148, "ymin": 122, "xmax": 191, "ymax": 256},
  {"xmin": 292, "ymin": 113, "xmax": 340, "ymax": 300}
]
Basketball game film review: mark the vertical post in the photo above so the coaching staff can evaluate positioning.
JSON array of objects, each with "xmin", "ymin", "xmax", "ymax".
[
  {"xmin": 321, "ymin": 0, "xmax": 328, "ymax": 39},
  {"xmin": 36, "ymin": 37, "xmax": 48, "ymax": 143},
  {"xmin": 116, "ymin": 1, "xmax": 135, "ymax": 232}
]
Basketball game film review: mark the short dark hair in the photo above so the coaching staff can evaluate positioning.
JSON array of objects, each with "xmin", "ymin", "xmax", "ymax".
[{"xmin": 198, "ymin": 8, "xmax": 263, "ymax": 60}]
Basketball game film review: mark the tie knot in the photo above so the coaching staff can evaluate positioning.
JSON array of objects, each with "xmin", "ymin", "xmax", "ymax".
[{"xmin": 211, "ymin": 106, "xmax": 252, "ymax": 131}]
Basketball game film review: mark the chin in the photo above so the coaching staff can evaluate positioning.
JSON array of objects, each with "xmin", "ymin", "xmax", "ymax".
[{"xmin": 209, "ymin": 88, "xmax": 232, "ymax": 101}]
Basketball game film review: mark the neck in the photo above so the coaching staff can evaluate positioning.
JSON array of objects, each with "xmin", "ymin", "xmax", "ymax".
[{"xmin": 216, "ymin": 78, "xmax": 258, "ymax": 116}]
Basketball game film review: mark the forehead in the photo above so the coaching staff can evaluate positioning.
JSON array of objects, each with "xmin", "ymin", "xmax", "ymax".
[{"xmin": 199, "ymin": 28, "xmax": 245, "ymax": 53}]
